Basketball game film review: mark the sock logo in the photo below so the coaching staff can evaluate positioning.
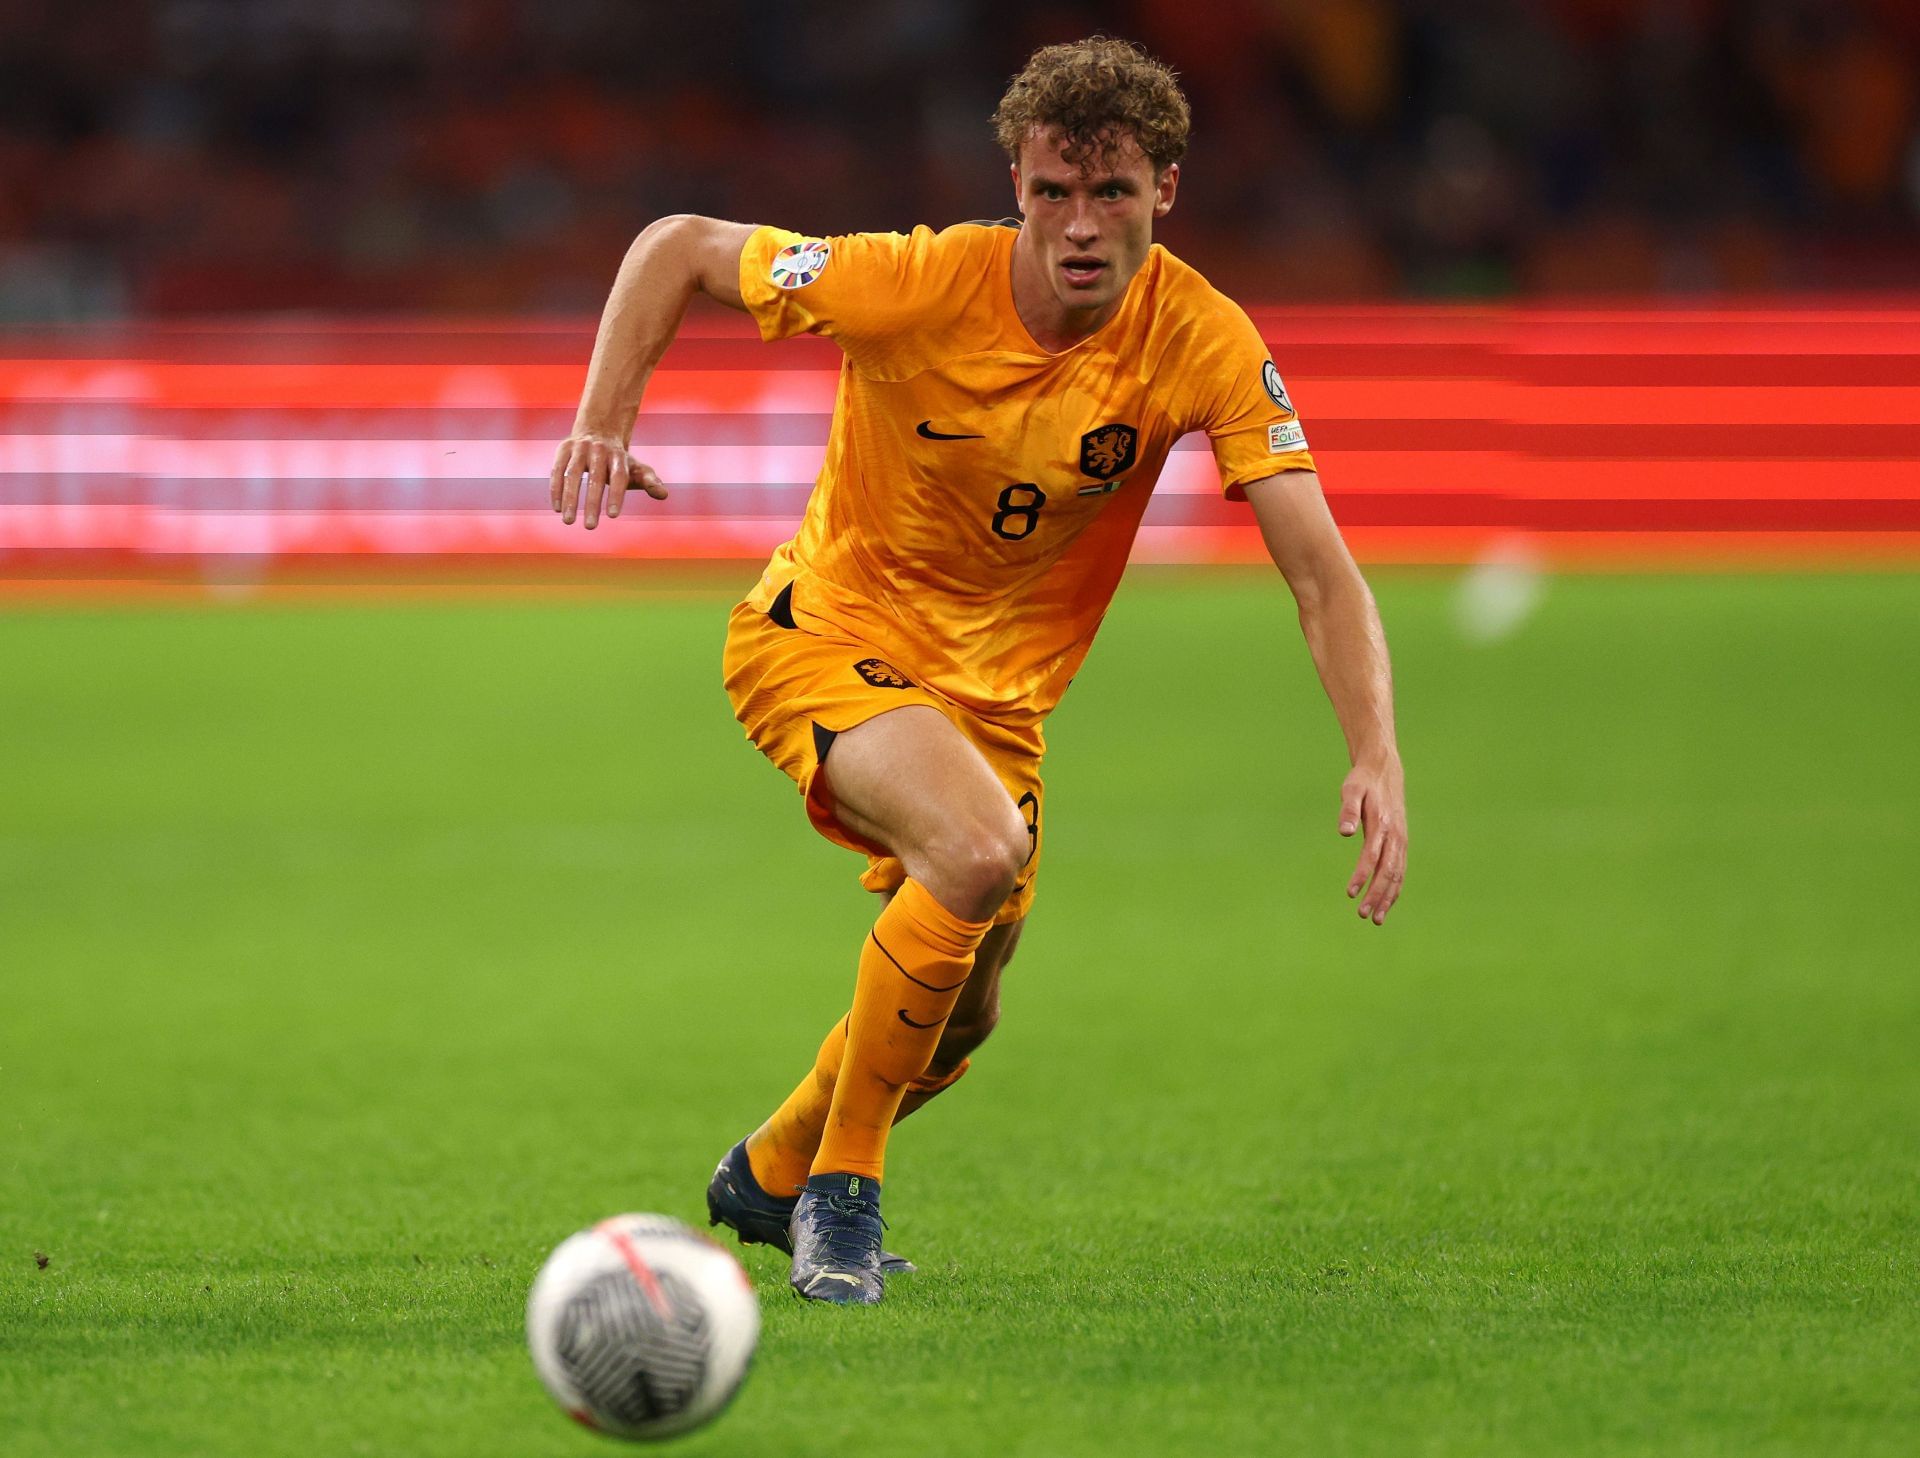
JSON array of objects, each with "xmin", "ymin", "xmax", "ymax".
[
  {"xmin": 853, "ymin": 658, "xmax": 913, "ymax": 689},
  {"xmin": 847, "ymin": 1177, "xmax": 861, "ymax": 1197}
]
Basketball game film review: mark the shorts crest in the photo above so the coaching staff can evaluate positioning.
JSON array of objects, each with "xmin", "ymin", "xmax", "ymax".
[{"xmin": 852, "ymin": 658, "xmax": 914, "ymax": 689}]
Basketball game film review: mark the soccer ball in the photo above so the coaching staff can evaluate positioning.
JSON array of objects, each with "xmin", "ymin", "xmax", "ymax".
[{"xmin": 527, "ymin": 1213, "xmax": 760, "ymax": 1441}]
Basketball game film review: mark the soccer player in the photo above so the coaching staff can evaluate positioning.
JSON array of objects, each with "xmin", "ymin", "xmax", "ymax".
[{"xmin": 548, "ymin": 38, "xmax": 1407, "ymax": 1304}]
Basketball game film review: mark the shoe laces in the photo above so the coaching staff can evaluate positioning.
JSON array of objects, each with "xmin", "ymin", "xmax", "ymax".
[{"xmin": 810, "ymin": 1192, "xmax": 887, "ymax": 1260}]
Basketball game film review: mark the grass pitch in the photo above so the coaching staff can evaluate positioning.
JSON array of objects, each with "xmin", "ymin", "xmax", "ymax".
[{"xmin": 3, "ymin": 570, "xmax": 1917, "ymax": 1458}]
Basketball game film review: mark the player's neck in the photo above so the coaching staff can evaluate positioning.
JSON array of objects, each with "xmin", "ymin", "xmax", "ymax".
[{"xmin": 1008, "ymin": 229, "xmax": 1122, "ymax": 354}]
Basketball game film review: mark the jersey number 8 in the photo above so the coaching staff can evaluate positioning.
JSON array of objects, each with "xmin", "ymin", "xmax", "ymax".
[{"xmin": 990, "ymin": 484, "xmax": 1048, "ymax": 541}]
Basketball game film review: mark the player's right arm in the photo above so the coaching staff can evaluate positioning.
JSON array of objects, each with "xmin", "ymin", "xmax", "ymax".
[{"xmin": 550, "ymin": 216, "xmax": 755, "ymax": 529}]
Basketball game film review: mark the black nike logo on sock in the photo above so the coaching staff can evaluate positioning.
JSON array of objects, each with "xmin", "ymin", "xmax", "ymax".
[
  {"xmin": 916, "ymin": 421, "xmax": 984, "ymax": 440},
  {"xmin": 897, "ymin": 1009, "xmax": 943, "ymax": 1029}
]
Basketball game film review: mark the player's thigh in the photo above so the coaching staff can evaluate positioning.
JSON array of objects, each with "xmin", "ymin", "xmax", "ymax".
[{"xmin": 824, "ymin": 704, "xmax": 1027, "ymax": 867}]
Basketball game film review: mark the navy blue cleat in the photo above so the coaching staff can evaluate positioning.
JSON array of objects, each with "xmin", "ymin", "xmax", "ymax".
[
  {"xmin": 789, "ymin": 1172, "xmax": 888, "ymax": 1305},
  {"xmin": 706, "ymin": 1141, "xmax": 795, "ymax": 1251},
  {"xmin": 706, "ymin": 1142, "xmax": 916, "ymax": 1275}
]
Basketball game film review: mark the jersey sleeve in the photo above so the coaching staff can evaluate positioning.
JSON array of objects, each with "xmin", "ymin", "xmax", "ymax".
[
  {"xmin": 1189, "ymin": 298, "xmax": 1317, "ymax": 500},
  {"xmin": 738, "ymin": 225, "xmax": 929, "ymax": 363}
]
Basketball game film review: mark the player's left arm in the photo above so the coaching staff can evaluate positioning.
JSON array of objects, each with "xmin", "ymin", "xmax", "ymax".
[{"xmin": 1244, "ymin": 470, "xmax": 1407, "ymax": 925}]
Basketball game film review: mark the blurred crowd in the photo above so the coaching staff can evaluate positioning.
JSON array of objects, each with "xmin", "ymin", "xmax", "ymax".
[{"xmin": 2, "ymin": 0, "xmax": 1917, "ymax": 319}]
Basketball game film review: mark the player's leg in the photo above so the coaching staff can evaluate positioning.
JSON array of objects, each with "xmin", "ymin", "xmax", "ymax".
[
  {"xmin": 802, "ymin": 705, "xmax": 1023, "ymax": 1170},
  {"xmin": 712, "ymin": 914, "xmax": 1019, "ymax": 1275},
  {"xmin": 743, "ymin": 724, "xmax": 1037, "ymax": 1187},
  {"xmin": 744, "ymin": 914, "xmax": 1021, "ymax": 1200},
  {"xmin": 711, "ymin": 607, "xmax": 1037, "ymax": 1279},
  {"xmin": 896, "ymin": 916, "xmax": 1022, "ymax": 1122},
  {"xmin": 785, "ymin": 704, "xmax": 1027, "ymax": 1302},
  {"xmin": 735, "ymin": 697, "xmax": 1040, "ymax": 1190}
]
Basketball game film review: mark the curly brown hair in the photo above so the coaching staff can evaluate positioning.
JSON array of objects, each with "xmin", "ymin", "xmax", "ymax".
[{"xmin": 992, "ymin": 37, "xmax": 1191, "ymax": 174}]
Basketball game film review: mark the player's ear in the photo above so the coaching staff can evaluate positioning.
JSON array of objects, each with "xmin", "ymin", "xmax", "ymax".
[
  {"xmin": 1010, "ymin": 161, "xmax": 1023, "ymax": 213},
  {"xmin": 1153, "ymin": 162, "xmax": 1179, "ymax": 219}
]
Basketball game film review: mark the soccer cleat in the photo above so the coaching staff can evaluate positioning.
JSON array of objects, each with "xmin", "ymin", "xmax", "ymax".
[
  {"xmin": 706, "ymin": 1142, "xmax": 795, "ymax": 1251},
  {"xmin": 789, "ymin": 1172, "xmax": 887, "ymax": 1305},
  {"xmin": 706, "ymin": 1142, "xmax": 917, "ymax": 1275}
]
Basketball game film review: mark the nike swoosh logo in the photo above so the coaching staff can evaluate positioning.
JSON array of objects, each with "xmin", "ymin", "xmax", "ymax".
[
  {"xmin": 916, "ymin": 421, "xmax": 984, "ymax": 440},
  {"xmin": 810, "ymin": 1272, "xmax": 862, "ymax": 1287}
]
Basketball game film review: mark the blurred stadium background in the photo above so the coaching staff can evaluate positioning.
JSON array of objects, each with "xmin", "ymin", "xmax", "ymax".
[
  {"xmin": 9, "ymin": 0, "xmax": 1920, "ymax": 311},
  {"xmin": 2, "ymin": 0, "xmax": 1916, "ymax": 582}
]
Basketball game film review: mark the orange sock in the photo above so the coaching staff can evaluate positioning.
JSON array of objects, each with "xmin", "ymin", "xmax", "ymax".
[
  {"xmin": 812, "ymin": 879, "xmax": 991, "ymax": 1182},
  {"xmin": 747, "ymin": 1036, "xmax": 975, "ymax": 1194},
  {"xmin": 746, "ymin": 1017, "xmax": 848, "ymax": 1197}
]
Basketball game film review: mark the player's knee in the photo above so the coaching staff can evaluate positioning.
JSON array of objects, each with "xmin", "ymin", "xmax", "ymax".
[{"xmin": 925, "ymin": 824, "xmax": 1025, "ymax": 920}]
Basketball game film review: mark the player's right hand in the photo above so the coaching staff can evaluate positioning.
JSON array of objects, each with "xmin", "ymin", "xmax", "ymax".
[{"xmin": 549, "ymin": 431, "xmax": 669, "ymax": 529}]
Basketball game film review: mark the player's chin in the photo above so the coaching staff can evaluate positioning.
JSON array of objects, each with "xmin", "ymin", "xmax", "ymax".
[{"xmin": 1056, "ymin": 274, "xmax": 1119, "ymax": 309}]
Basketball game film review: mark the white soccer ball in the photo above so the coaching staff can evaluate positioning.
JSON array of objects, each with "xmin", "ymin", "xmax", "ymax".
[{"xmin": 527, "ymin": 1213, "xmax": 760, "ymax": 1441}]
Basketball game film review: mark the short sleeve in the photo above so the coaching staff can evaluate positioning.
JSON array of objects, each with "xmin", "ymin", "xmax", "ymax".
[
  {"xmin": 737, "ymin": 225, "xmax": 918, "ymax": 352},
  {"xmin": 1191, "ymin": 300, "xmax": 1317, "ymax": 499}
]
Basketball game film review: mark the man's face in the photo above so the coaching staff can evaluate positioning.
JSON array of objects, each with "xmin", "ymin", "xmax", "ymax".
[{"xmin": 1012, "ymin": 127, "xmax": 1178, "ymax": 317}]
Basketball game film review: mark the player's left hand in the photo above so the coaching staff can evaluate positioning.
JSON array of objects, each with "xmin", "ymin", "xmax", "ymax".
[{"xmin": 1339, "ymin": 756, "xmax": 1406, "ymax": 925}]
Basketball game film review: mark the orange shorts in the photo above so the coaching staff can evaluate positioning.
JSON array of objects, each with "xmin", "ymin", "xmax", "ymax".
[{"xmin": 721, "ymin": 592, "xmax": 1043, "ymax": 926}]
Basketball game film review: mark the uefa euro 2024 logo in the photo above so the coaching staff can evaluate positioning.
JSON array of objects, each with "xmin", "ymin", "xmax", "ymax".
[{"xmin": 770, "ymin": 240, "xmax": 831, "ymax": 290}]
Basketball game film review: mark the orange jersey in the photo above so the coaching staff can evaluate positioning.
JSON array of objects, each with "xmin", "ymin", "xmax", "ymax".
[{"xmin": 735, "ymin": 221, "xmax": 1316, "ymax": 728}]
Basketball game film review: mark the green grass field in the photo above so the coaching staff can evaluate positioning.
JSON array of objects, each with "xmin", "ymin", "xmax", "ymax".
[{"xmin": 4, "ymin": 570, "xmax": 1917, "ymax": 1457}]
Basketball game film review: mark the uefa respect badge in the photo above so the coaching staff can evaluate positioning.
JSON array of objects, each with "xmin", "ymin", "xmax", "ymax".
[
  {"xmin": 1261, "ymin": 359, "xmax": 1293, "ymax": 413},
  {"xmin": 770, "ymin": 239, "xmax": 831, "ymax": 290}
]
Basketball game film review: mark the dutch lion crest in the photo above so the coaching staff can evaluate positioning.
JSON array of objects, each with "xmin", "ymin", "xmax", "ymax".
[
  {"xmin": 1078, "ymin": 423, "xmax": 1138, "ymax": 481},
  {"xmin": 853, "ymin": 658, "xmax": 914, "ymax": 689}
]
